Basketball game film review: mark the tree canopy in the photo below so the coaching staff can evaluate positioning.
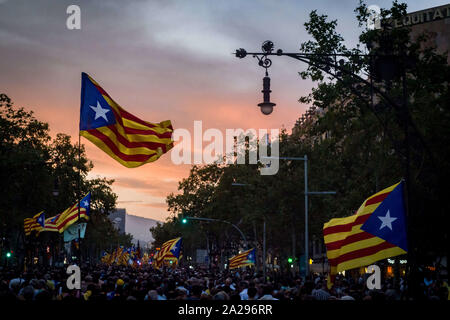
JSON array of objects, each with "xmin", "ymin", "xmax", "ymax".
[{"xmin": 0, "ymin": 93, "xmax": 132, "ymax": 265}]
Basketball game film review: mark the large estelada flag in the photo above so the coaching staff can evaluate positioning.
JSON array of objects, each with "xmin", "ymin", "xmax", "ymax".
[
  {"xmin": 154, "ymin": 237, "xmax": 182, "ymax": 269},
  {"xmin": 24, "ymin": 211, "xmax": 45, "ymax": 236},
  {"xmin": 79, "ymin": 72, "xmax": 174, "ymax": 168},
  {"xmin": 229, "ymin": 248, "xmax": 256, "ymax": 269},
  {"xmin": 323, "ymin": 181, "xmax": 408, "ymax": 288}
]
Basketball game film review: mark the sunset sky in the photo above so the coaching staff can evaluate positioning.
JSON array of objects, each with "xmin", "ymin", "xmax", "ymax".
[{"xmin": 0, "ymin": 0, "xmax": 444, "ymax": 222}]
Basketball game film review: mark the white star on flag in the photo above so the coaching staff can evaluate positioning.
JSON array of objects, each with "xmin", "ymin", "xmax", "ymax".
[
  {"xmin": 82, "ymin": 200, "xmax": 89, "ymax": 207},
  {"xmin": 378, "ymin": 210, "xmax": 398, "ymax": 231},
  {"xmin": 89, "ymin": 101, "xmax": 110, "ymax": 121}
]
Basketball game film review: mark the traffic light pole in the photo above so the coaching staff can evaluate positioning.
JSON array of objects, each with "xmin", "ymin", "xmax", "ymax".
[
  {"xmin": 262, "ymin": 156, "xmax": 336, "ymax": 278},
  {"xmin": 77, "ymin": 133, "xmax": 81, "ymax": 266},
  {"xmin": 263, "ymin": 216, "xmax": 266, "ymax": 282},
  {"xmin": 304, "ymin": 155, "xmax": 309, "ymax": 277},
  {"xmin": 183, "ymin": 217, "xmax": 248, "ymax": 249}
]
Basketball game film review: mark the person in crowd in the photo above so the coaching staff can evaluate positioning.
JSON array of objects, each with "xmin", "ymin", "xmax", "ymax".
[
  {"xmin": 0, "ymin": 263, "xmax": 447, "ymax": 301},
  {"xmin": 311, "ymin": 280, "xmax": 331, "ymax": 300},
  {"xmin": 258, "ymin": 285, "xmax": 278, "ymax": 300}
]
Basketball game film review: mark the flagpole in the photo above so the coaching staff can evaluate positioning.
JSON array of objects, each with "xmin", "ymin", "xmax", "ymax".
[{"xmin": 77, "ymin": 132, "xmax": 81, "ymax": 265}]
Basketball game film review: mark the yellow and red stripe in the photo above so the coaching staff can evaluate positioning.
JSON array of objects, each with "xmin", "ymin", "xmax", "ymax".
[
  {"xmin": 41, "ymin": 215, "xmax": 60, "ymax": 232},
  {"xmin": 24, "ymin": 211, "xmax": 44, "ymax": 236},
  {"xmin": 154, "ymin": 237, "xmax": 180, "ymax": 268},
  {"xmin": 323, "ymin": 182, "xmax": 406, "ymax": 288},
  {"xmin": 229, "ymin": 249, "xmax": 255, "ymax": 269},
  {"xmin": 80, "ymin": 74, "xmax": 173, "ymax": 168},
  {"xmin": 55, "ymin": 204, "xmax": 89, "ymax": 233}
]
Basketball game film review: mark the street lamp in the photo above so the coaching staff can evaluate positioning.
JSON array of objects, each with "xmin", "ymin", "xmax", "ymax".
[
  {"xmin": 237, "ymin": 41, "xmax": 278, "ymax": 115},
  {"xmin": 235, "ymin": 40, "xmax": 414, "ymax": 123},
  {"xmin": 258, "ymin": 76, "xmax": 276, "ymax": 115}
]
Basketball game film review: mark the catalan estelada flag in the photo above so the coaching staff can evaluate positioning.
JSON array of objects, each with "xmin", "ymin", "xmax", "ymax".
[
  {"xmin": 79, "ymin": 73, "xmax": 174, "ymax": 168},
  {"xmin": 55, "ymin": 192, "xmax": 91, "ymax": 233},
  {"xmin": 154, "ymin": 237, "xmax": 182, "ymax": 269},
  {"xmin": 40, "ymin": 214, "xmax": 61, "ymax": 233},
  {"xmin": 229, "ymin": 248, "xmax": 256, "ymax": 269},
  {"xmin": 160, "ymin": 250, "xmax": 184, "ymax": 267},
  {"xmin": 24, "ymin": 211, "xmax": 45, "ymax": 236},
  {"xmin": 101, "ymin": 251, "xmax": 110, "ymax": 264},
  {"xmin": 324, "ymin": 181, "xmax": 408, "ymax": 289},
  {"xmin": 113, "ymin": 247, "xmax": 124, "ymax": 265}
]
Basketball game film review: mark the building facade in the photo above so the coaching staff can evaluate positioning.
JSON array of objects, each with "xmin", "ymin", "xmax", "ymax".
[{"xmin": 395, "ymin": 4, "xmax": 450, "ymax": 63}]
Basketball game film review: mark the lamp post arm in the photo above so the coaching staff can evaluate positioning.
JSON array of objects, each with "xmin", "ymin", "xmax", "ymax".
[
  {"xmin": 244, "ymin": 50, "xmax": 411, "ymax": 127},
  {"xmin": 291, "ymin": 52, "xmax": 435, "ymax": 167},
  {"xmin": 239, "ymin": 49, "xmax": 434, "ymax": 166}
]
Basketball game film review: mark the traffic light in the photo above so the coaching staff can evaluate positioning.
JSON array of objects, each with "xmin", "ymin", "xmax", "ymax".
[
  {"xmin": 178, "ymin": 212, "xmax": 188, "ymax": 224},
  {"xmin": 6, "ymin": 250, "xmax": 12, "ymax": 258},
  {"xmin": 287, "ymin": 257, "xmax": 293, "ymax": 264}
]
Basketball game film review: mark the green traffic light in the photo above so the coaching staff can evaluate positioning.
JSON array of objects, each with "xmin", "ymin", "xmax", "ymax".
[
  {"xmin": 6, "ymin": 252, "xmax": 11, "ymax": 258},
  {"xmin": 287, "ymin": 257, "xmax": 293, "ymax": 264},
  {"xmin": 182, "ymin": 218, "xmax": 187, "ymax": 224}
]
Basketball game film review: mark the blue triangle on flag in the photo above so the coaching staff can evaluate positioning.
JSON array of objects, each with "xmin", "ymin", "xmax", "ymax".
[
  {"xmin": 360, "ymin": 181, "xmax": 408, "ymax": 251},
  {"xmin": 37, "ymin": 212, "xmax": 45, "ymax": 228},
  {"xmin": 80, "ymin": 73, "xmax": 116, "ymax": 130},
  {"xmin": 79, "ymin": 192, "xmax": 91, "ymax": 216}
]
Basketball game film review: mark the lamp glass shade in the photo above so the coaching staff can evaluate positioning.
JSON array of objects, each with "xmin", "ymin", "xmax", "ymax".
[{"xmin": 258, "ymin": 102, "xmax": 275, "ymax": 115}]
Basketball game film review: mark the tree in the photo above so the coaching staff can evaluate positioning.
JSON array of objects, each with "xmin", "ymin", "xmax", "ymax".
[
  {"xmin": 296, "ymin": 0, "xmax": 449, "ymax": 261},
  {"xmin": 0, "ymin": 93, "xmax": 52, "ymax": 263},
  {"xmin": 294, "ymin": 0, "xmax": 450, "ymax": 294},
  {"xmin": 0, "ymin": 93, "xmax": 127, "ymax": 265}
]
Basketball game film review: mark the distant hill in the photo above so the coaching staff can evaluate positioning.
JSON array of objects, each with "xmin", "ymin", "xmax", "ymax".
[{"xmin": 125, "ymin": 214, "xmax": 161, "ymax": 249}]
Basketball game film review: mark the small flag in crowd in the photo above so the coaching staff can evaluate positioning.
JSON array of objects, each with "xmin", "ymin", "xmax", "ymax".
[
  {"xmin": 154, "ymin": 237, "xmax": 182, "ymax": 269},
  {"xmin": 40, "ymin": 213, "xmax": 61, "ymax": 233},
  {"xmin": 100, "ymin": 247, "xmax": 147, "ymax": 267},
  {"xmin": 24, "ymin": 211, "xmax": 45, "ymax": 236},
  {"xmin": 323, "ymin": 181, "xmax": 408, "ymax": 289},
  {"xmin": 101, "ymin": 251, "xmax": 110, "ymax": 264},
  {"xmin": 79, "ymin": 72, "xmax": 174, "ymax": 168},
  {"xmin": 55, "ymin": 192, "xmax": 91, "ymax": 233},
  {"xmin": 229, "ymin": 248, "xmax": 256, "ymax": 269}
]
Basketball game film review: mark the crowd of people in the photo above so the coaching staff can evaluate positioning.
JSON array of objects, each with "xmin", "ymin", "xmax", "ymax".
[{"xmin": 0, "ymin": 264, "xmax": 448, "ymax": 301}]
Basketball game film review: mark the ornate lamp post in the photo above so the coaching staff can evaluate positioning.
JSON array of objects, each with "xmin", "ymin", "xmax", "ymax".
[
  {"xmin": 235, "ymin": 40, "xmax": 419, "ymax": 282},
  {"xmin": 235, "ymin": 40, "xmax": 412, "ymax": 118}
]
